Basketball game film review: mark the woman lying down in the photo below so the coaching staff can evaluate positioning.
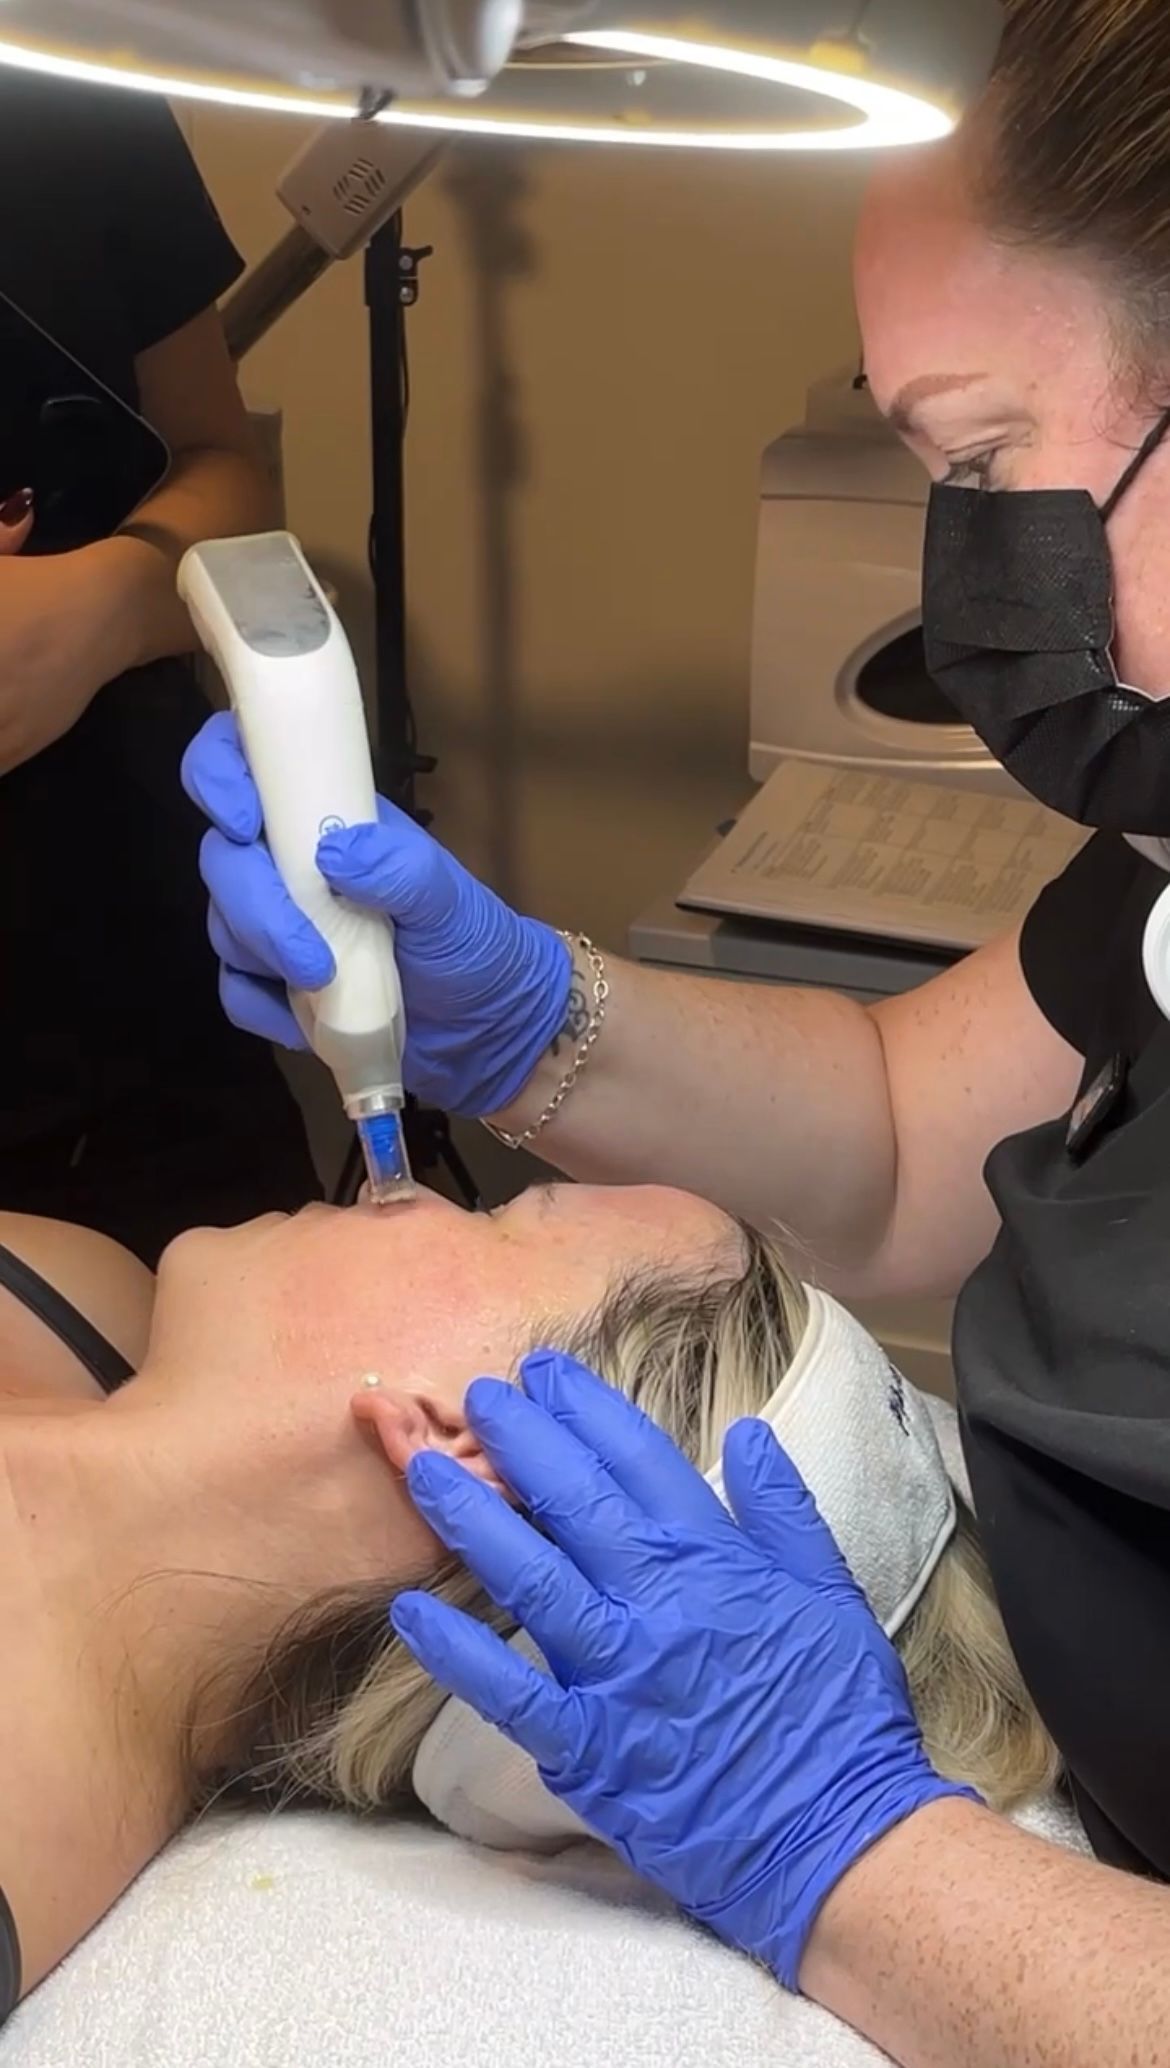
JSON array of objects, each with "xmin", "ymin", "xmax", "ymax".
[{"xmin": 0, "ymin": 1184, "xmax": 1060, "ymax": 2018}]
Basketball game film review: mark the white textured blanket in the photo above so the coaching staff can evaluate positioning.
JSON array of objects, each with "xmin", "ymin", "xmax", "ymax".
[{"xmin": 6, "ymin": 1796, "xmax": 1085, "ymax": 2067}]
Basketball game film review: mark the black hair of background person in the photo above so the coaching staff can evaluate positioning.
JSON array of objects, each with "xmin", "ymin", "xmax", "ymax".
[{"xmin": 0, "ymin": 72, "xmax": 321, "ymax": 1263}]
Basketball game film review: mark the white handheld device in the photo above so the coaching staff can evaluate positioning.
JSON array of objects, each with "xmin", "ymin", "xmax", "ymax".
[{"xmin": 179, "ymin": 531, "xmax": 414, "ymax": 1204}]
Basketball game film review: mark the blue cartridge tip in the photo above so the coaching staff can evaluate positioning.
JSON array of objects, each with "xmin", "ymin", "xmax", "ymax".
[{"xmin": 357, "ymin": 1109, "xmax": 415, "ymax": 1204}]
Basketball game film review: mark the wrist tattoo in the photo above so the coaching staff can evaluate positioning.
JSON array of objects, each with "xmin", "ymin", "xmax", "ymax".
[
  {"xmin": 484, "ymin": 934, "xmax": 608, "ymax": 1150},
  {"xmin": 550, "ymin": 955, "xmax": 591, "ymax": 1058}
]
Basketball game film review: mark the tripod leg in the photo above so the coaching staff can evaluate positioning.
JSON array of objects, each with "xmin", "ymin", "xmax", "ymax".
[
  {"xmin": 426, "ymin": 1116, "xmax": 484, "ymax": 1212},
  {"xmin": 332, "ymin": 1133, "xmax": 368, "ymax": 1207}
]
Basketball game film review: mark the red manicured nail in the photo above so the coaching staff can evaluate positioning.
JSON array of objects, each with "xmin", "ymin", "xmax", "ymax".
[{"xmin": 0, "ymin": 488, "xmax": 33, "ymax": 527}]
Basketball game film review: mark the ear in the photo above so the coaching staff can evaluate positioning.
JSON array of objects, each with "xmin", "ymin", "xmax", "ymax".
[{"xmin": 351, "ymin": 1383, "xmax": 511, "ymax": 1497}]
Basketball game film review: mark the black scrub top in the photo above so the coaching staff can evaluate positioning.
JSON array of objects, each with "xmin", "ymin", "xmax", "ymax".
[
  {"xmin": 956, "ymin": 831, "xmax": 1170, "ymax": 1879},
  {"xmin": 0, "ymin": 76, "xmax": 238, "ymax": 408},
  {"xmin": 0, "ymin": 75, "xmax": 319, "ymax": 1262}
]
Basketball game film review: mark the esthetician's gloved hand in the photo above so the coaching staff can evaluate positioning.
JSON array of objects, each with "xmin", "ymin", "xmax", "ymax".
[
  {"xmin": 181, "ymin": 711, "xmax": 571, "ymax": 1116},
  {"xmin": 392, "ymin": 1354, "xmax": 978, "ymax": 1994}
]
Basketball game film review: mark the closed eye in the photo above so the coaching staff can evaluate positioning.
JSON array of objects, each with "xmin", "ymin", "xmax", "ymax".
[{"xmin": 942, "ymin": 446, "xmax": 1003, "ymax": 490}]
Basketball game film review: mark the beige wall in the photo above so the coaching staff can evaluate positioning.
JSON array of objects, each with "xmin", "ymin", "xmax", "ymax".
[{"xmin": 190, "ymin": 108, "xmax": 864, "ymax": 945}]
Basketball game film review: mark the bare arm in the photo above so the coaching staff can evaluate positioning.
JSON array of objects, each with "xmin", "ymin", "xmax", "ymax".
[
  {"xmin": 490, "ymin": 925, "xmax": 1082, "ymax": 1299},
  {"xmin": 96, "ymin": 304, "xmax": 277, "ymax": 672},
  {"xmin": 802, "ymin": 1799, "xmax": 1170, "ymax": 2068}
]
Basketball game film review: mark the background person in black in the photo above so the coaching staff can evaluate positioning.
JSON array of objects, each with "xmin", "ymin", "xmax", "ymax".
[{"xmin": 0, "ymin": 71, "xmax": 319, "ymax": 1263}]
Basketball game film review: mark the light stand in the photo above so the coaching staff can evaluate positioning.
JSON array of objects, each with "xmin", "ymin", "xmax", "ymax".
[
  {"xmin": 365, "ymin": 213, "xmax": 432, "ymax": 819},
  {"xmin": 334, "ymin": 210, "xmax": 485, "ymax": 1208}
]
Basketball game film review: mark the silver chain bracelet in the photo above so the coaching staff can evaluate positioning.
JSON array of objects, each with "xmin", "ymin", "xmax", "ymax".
[{"xmin": 483, "ymin": 933, "xmax": 610, "ymax": 1150}]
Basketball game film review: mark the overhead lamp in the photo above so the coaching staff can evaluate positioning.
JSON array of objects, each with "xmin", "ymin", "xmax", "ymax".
[{"xmin": 0, "ymin": 1, "xmax": 1002, "ymax": 151}]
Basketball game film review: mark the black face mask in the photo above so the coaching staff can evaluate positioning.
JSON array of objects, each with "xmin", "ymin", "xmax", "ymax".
[{"xmin": 922, "ymin": 408, "xmax": 1170, "ymax": 832}]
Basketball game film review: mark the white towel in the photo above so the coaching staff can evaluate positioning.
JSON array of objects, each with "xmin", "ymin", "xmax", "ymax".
[{"xmin": 6, "ymin": 1795, "xmax": 1086, "ymax": 2068}]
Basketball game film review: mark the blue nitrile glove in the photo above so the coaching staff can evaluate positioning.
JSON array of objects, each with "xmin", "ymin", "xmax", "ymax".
[
  {"xmin": 391, "ymin": 1353, "xmax": 978, "ymax": 1994},
  {"xmin": 180, "ymin": 711, "xmax": 572, "ymax": 1117}
]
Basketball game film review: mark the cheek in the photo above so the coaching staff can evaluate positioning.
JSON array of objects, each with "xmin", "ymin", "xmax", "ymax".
[
  {"xmin": 383, "ymin": 1502, "xmax": 458, "ymax": 1582},
  {"xmin": 270, "ymin": 1434, "xmax": 453, "ymax": 1597},
  {"xmin": 1111, "ymin": 491, "xmax": 1170, "ymax": 692},
  {"xmin": 273, "ymin": 1244, "xmax": 544, "ymax": 1403},
  {"xmin": 349, "ymin": 1452, "xmax": 450, "ymax": 1585}
]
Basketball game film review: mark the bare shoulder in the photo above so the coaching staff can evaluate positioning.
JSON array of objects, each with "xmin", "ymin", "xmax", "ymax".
[{"xmin": 0, "ymin": 1214, "xmax": 155, "ymax": 1401}]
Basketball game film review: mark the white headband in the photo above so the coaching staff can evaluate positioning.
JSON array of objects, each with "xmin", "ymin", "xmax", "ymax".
[{"xmin": 412, "ymin": 1288, "xmax": 957, "ymax": 1855}]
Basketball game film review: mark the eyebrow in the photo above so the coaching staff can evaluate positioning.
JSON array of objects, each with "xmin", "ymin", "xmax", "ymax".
[{"xmin": 886, "ymin": 371, "xmax": 987, "ymax": 436}]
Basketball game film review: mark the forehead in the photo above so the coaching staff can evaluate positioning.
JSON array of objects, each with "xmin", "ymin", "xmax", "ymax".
[{"xmin": 853, "ymin": 145, "xmax": 1117, "ymax": 419}]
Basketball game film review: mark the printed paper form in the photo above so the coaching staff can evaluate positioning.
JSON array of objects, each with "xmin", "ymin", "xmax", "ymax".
[{"xmin": 680, "ymin": 760, "xmax": 1088, "ymax": 953}]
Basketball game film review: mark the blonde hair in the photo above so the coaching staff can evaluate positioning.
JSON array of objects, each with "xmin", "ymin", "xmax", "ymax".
[
  {"xmin": 194, "ymin": 1229, "xmax": 1059, "ymax": 1818},
  {"xmin": 974, "ymin": 0, "xmax": 1170, "ymax": 365}
]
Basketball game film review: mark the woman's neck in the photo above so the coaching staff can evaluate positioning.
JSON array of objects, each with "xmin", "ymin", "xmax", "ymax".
[
  {"xmin": 1, "ymin": 1375, "xmax": 371, "ymax": 1992},
  {"xmin": 1, "ymin": 1394, "xmax": 253, "ymax": 1777},
  {"xmin": 0, "ymin": 1356, "xmax": 419, "ymax": 1991},
  {"xmin": 0, "ymin": 1399, "xmax": 210, "ymax": 1992},
  {"xmin": 9, "ymin": 1353, "xmax": 420, "ymax": 1737},
  {"xmin": 4, "ymin": 1383, "xmax": 342, "ymax": 1715}
]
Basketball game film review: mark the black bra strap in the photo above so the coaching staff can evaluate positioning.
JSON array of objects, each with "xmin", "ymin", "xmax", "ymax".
[{"xmin": 0, "ymin": 1242, "xmax": 134, "ymax": 1394}]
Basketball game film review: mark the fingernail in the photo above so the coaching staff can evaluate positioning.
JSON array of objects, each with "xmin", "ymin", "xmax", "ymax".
[
  {"xmin": 406, "ymin": 1448, "xmax": 457, "ymax": 1495},
  {"xmin": 521, "ymin": 1349, "xmax": 589, "ymax": 1402},
  {"xmin": 465, "ymin": 1375, "xmax": 518, "ymax": 1423},
  {"xmin": 227, "ymin": 804, "xmax": 260, "ymax": 843},
  {"xmin": 319, "ymin": 821, "xmax": 385, "ymax": 875},
  {"xmin": 389, "ymin": 1597, "xmax": 422, "ymax": 1639},
  {"xmin": 290, "ymin": 931, "xmax": 334, "ymax": 990},
  {"xmin": 316, "ymin": 831, "xmax": 348, "ymax": 870},
  {"xmin": 0, "ymin": 488, "xmax": 33, "ymax": 527},
  {"xmin": 519, "ymin": 1349, "xmax": 561, "ymax": 1397},
  {"xmin": 522, "ymin": 1349, "xmax": 560, "ymax": 1377}
]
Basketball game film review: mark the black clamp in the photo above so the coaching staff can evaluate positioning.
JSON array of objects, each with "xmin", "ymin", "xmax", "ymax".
[{"xmin": 397, "ymin": 243, "xmax": 434, "ymax": 308}]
